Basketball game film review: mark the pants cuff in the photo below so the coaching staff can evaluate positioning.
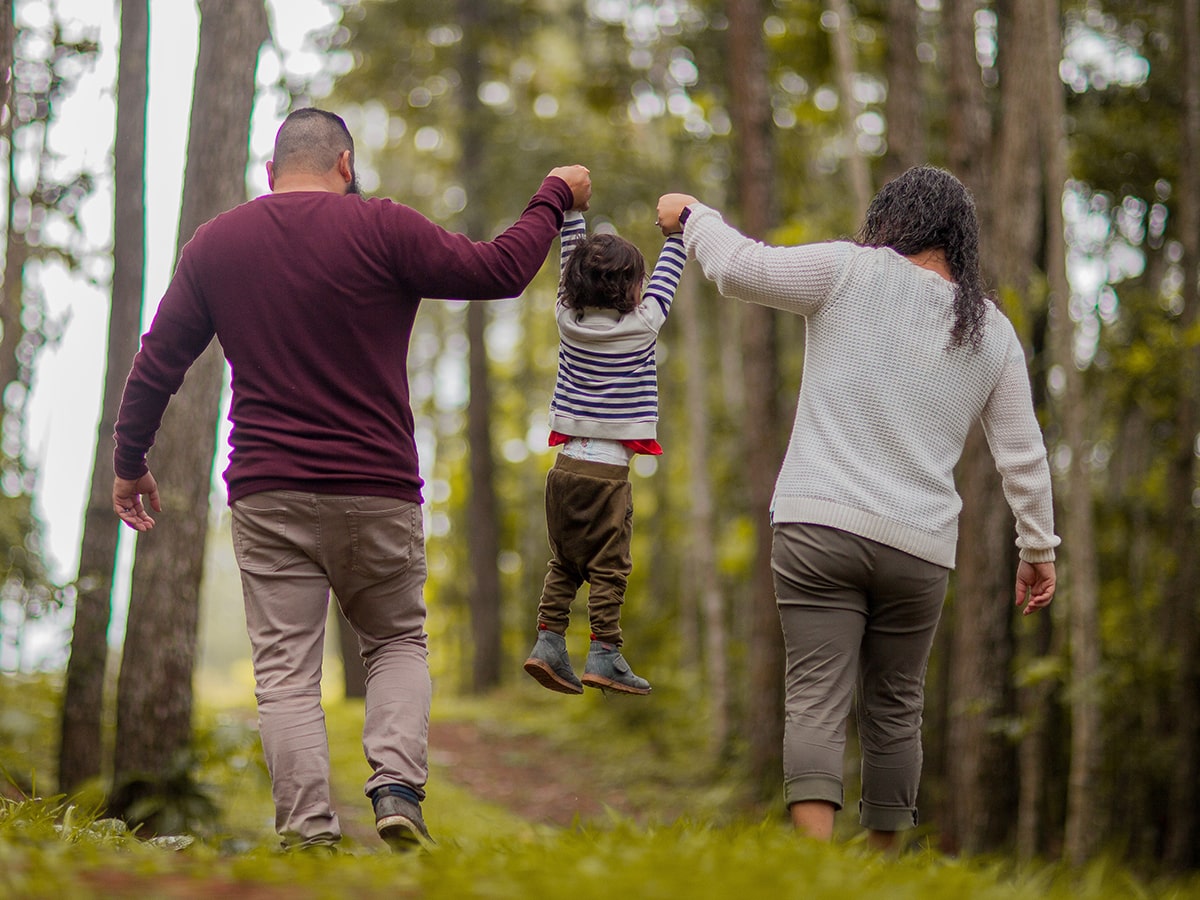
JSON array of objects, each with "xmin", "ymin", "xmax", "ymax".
[
  {"xmin": 859, "ymin": 799, "xmax": 918, "ymax": 831},
  {"xmin": 784, "ymin": 774, "xmax": 844, "ymax": 811}
]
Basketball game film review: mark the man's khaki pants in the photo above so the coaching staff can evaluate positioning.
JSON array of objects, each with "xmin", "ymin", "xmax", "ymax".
[{"xmin": 231, "ymin": 491, "xmax": 430, "ymax": 847}]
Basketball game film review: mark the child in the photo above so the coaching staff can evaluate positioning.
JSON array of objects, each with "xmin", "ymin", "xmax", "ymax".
[{"xmin": 523, "ymin": 209, "xmax": 686, "ymax": 695}]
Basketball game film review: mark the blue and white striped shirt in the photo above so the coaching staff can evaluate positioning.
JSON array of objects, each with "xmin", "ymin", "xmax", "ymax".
[{"xmin": 548, "ymin": 212, "xmax": 686, "ymax": 442}]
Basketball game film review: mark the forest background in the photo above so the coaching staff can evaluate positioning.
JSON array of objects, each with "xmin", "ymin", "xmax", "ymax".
[{"xmin": 1, "ymin": 0, "xmax": 1197, "ymax": 881}]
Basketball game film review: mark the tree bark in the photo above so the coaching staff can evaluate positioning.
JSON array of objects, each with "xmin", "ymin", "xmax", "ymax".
[
  {"xmin": 112, "ymin": 0, "xmax": 268, "ymax": 791},
  {"xmin": 1164, "ymin": 0, "xmax": 1200, "ymax": 870},
  {"xmin": 58, "ymin": 0, "xmax": 149, "ymax": 794},
  {"xmin": 458, "ymin": 0, "xmax": 503, "ymax": 692},
  {"xmin": 679, "ymin": 271, "xmax": 730, "ymax": 754},
  {"xmin": 727, "ymin": 0, "xmax": 785, "ymax": 802},
  {"xmin": 943, "ymin": 0, "xmax": 989, "ymax": 184},
  {"xmin": 941, "ymin": 0, "xmax": 1042, "ymax": 854},
  {"xmin": 882, "ymin": 0, "xmax": 925, "ymax": 182},
  {"xmin": 0, "ymin": 0, "xmax": 20, "ymax": 400},
  {"xmin": 826, "ymin": 0, "xmax": 871, "ymax": 218}
]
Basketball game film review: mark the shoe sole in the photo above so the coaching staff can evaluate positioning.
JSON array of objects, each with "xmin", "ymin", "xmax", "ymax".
[
  {"xmin": 581, "ymin": 673, "xmax": 651, "ymax": 695},
  {"xmin": 523, "ymin": 658, "xmax": 584, "ymax": 695},
  {"xmin": 377, "ymin": 814, "xmax": 434, "ymax": 851}
]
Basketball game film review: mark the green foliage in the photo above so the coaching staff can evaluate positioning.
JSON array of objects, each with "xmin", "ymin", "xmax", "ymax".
[
  {"xmin": 0, "ymin": 673, "xmax": 61, "ymax": 794},
  {"xmin": 5, "ymin": 676, "xmax": 1200, "ymax": 895}
]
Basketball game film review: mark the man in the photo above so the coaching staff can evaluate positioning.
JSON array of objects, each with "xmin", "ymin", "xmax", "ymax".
[{"xmin": 112, "ymin": 107, "xmax": 591, "ymax": 851}]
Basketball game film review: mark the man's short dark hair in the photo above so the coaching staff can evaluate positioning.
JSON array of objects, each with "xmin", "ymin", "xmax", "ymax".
[{"xmin": 272, "ymin": 108, "xmax": 355, "ymax": 178}]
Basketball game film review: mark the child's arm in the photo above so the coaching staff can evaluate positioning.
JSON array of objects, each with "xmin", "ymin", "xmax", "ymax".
[
  {"xmin": 557, "ymin": 210, "xmax": 587, "ymax": 304},
  {"xmin": 641, "ymin": 233, "xmax": 687, "ymax": 321}
]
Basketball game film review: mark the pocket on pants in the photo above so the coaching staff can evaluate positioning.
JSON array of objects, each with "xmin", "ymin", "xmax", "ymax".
[
  {"xmin": 231, "ymin": 503, "xmax": 293, "ymax": 574},
  {"xmin": 346, "ymin": 501, "xmax": 420, "ymax": 579}
]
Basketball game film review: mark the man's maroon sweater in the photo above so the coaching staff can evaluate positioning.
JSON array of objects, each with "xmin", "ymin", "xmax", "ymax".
[{"xmin": 114, "ymin": 176, "xmax": 574, "ymax": 505}]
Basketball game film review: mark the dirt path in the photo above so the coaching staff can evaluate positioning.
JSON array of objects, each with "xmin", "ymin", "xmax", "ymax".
[{"xmin": 427, "ymin": 719, "xmax": 642, "ymax": 827}]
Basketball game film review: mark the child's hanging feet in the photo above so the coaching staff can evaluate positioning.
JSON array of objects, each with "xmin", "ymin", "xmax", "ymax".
[
  {"xmin": 523, "ymin": 627, "xmax": 583, "ymax": 694},
  {"xmin": 581, "ymin": 639, "xmax": 651, "ymax": 695}
]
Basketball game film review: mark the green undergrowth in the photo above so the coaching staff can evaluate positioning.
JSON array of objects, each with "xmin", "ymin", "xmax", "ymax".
[
  {"xmin": 3, "ymin": 795, "xmax": 1197, "ymax": 899},
  {"xmin": 2, "ymin": 673, "xmax": 1198, "ymax": 898}
]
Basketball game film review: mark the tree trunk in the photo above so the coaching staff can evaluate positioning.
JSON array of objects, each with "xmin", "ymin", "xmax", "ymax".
[
  {"xmin": 727, "ymin": 0, "xmax": 785, "ymax": 803},
  {"xmin": 942, "ymin": 0, "xmax": 1042, "ymax": 854},
  {"xmin": 0, "ymin": 0, "xmax": 19, "ymax": 401},
  {"xmin": 0, "ymin": 0, "xmax": 10, "ymax": 113},
  {"xmin": 58, "ymin": 0, "xmax": 149, "ymax": 794},
  {"xmin": 1033, "ymin": 0, "xmax": 1102, "ymax": 867},
  {"xmin": 458, "ymin": 0, "xmax": 503, "ymax": 692},
  {"xmin": 1164, "ymin": 0, "xmax": 1200, "ymax": 870},
  {"xmin": 943, "ymin": 0, "xmax": 988, "ymax": 187},
  {"xmin": 826, "ymin": 0, "xmax": 871, "ymax": 218},
  {"xmin": 679, "ymin": 271, "xmax": 730, "ymax": 754},
  {"xmin": 335, "ymin": 601, "xmax": 367, "ymax": 698},
  {"xmin": 882, "ymin": 0, "xmax": 925, "ymax": 182},
  {"xmin": 112, "ymin": 0, "xmax": 268, "ymax": 793}
]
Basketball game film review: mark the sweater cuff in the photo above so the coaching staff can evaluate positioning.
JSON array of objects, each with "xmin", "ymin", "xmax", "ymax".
[{"xmin": 1018, "ymin": 546, "xmax": 1057, "ymax": 564}]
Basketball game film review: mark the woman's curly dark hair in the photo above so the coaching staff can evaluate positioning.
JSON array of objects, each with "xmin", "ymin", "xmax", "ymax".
[
  {"xmin": 561, "ymin": 233, "xmax": 645, "ymax": 314},
  {"xmin": 855, "ymin": 165, "xmax": 991, "ymax": 349}
]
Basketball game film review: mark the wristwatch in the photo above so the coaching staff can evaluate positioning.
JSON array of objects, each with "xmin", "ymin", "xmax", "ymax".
[{"xmin": 679, "ymin": 206, "xmax": 692, "ymax": 227}]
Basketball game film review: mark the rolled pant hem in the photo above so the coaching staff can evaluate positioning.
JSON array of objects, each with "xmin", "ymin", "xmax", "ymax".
[
  {"xmin": 784, "ymin": 774, "xmax": 844, "ymax": 810},
  {"xmin": 859, "ymin": 799, "xmax": 918, "ymax": 832}
]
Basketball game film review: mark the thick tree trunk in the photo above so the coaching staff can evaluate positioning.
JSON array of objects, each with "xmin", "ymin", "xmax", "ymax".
[
  {"xmin": 882, "ymin": 0, "xmax": 925, "ymax": 182},
  {"xmin": 112, "ymin": 0, "xmax": 268, "ymax": 794},
  {"xmin": 1164, "ymin": 0, "xmax": 1200, "ymax": 870},
  {"xmin": 727, "ymin": 0, "xmax": 785, "ymax": 803},
  {"xmin": 58, "ymin": 0, "xmax": 149, "ymax": 794},
  {"xmin": 943, "ymin": 0, "xmax": 988, "ymax": 187}
]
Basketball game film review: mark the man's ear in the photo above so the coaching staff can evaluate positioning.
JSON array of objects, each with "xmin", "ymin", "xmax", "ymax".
[
  {"xmin": 266, "ymin": 160, "xmax": 275, "ymax": 191},
  {"xmin": 337, "ymin": 150, "xmax": 353, "ymax": 187}
]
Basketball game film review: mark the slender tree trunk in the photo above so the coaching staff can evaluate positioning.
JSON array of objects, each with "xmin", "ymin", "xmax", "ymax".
[
  {"xmin": 335, "ymin": 601, "xmax": 367, "ymax": 698},
  {"xmin": 112, "ymin": 0, "xmax": 268, "ymax": 792},
  {"xmin": 679, "ymin": 271, "xmax": 730, "ymax": 754},
  {"xmin": 1032, "ymin": 0, "xmax": 1101, "ymax": 867},
  {"xmin": 0, "ymin": 0, "xmax": 19, "ymax": 400},
  {"xmin": 1164, "ymin": 0, "xmax": 1200, "ymax": 869},
  {"xmin": 826, "ymin": 0, "xmax": 871, "ymax": 218},
  {"xmin": 882, "ymin": 0, "xmax": 925, "ymax": 182},
  {"xmin": 727, "ymin": 0, "xmax": 784, "ymax": 802},
  {"xmin": 0, "ymin": 0, "xmax": 10, "ymax": 114},
  {"xmin": 458, "ymin": 0, "xmax": 502, "ymax": 692},
  {"xmin": 58, "ymin": 0, "xmax": 149, "ymax": 794}
]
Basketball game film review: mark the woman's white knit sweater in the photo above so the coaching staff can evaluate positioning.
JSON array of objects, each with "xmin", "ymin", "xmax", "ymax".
[{"xmin": 683, "ymin": 203, "xmax": 1059, "ymax": 568}]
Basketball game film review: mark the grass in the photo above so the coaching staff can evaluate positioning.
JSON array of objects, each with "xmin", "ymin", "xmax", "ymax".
[{"xmin": 2, "ymin": 673, "xmax": 1198, "ymax": 898}]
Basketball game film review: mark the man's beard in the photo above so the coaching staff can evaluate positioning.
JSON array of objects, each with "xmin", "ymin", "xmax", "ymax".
[{"xmin": 347, "ymin": 170, "xmax": 361, "ymax": 195}]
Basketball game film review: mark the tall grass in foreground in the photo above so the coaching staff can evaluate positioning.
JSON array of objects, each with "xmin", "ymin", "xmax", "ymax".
[
  {"xmin": 2, "ymin": 674, "xmax": 1198, "ymax": 898},
  {"xmin": 2, "ymin": 795, "xmax": 1198, "ymax": 899}
]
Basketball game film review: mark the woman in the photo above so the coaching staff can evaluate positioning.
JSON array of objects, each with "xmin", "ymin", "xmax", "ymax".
[{"xmin": 656, "ymin": 166, "xmax": 1058, "ymax": 851}]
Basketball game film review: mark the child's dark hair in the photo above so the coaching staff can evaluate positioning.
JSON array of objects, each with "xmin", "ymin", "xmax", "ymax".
[{"xmin": 561, "ymin": 234, "xmax": 645, "ymax": 314}]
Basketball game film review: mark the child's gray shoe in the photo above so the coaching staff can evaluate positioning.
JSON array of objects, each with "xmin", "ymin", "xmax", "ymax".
[
  {"xmin": 523, "ymin": 629, "xmax": 583, "ymax": 694},
  {"xmin": 581, "ymin": 640, "xmax": 651, "ymax": 695}
]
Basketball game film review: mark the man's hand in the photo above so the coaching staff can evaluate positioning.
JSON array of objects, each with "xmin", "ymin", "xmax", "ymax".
[
  {"xmin": 548, "ymin": 165, "xmax": 591, "ymax": 211},
  {"xmin": 1015, "ymin": 560, "xmax": 1055, "ymax": 616},
  {"xmin": 656, "ymin": 193, "xmax": 699, "ymax": 235},
  {"xmin": 114, "ymin": 472, "xmax": 161, "ymax": 532}
]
